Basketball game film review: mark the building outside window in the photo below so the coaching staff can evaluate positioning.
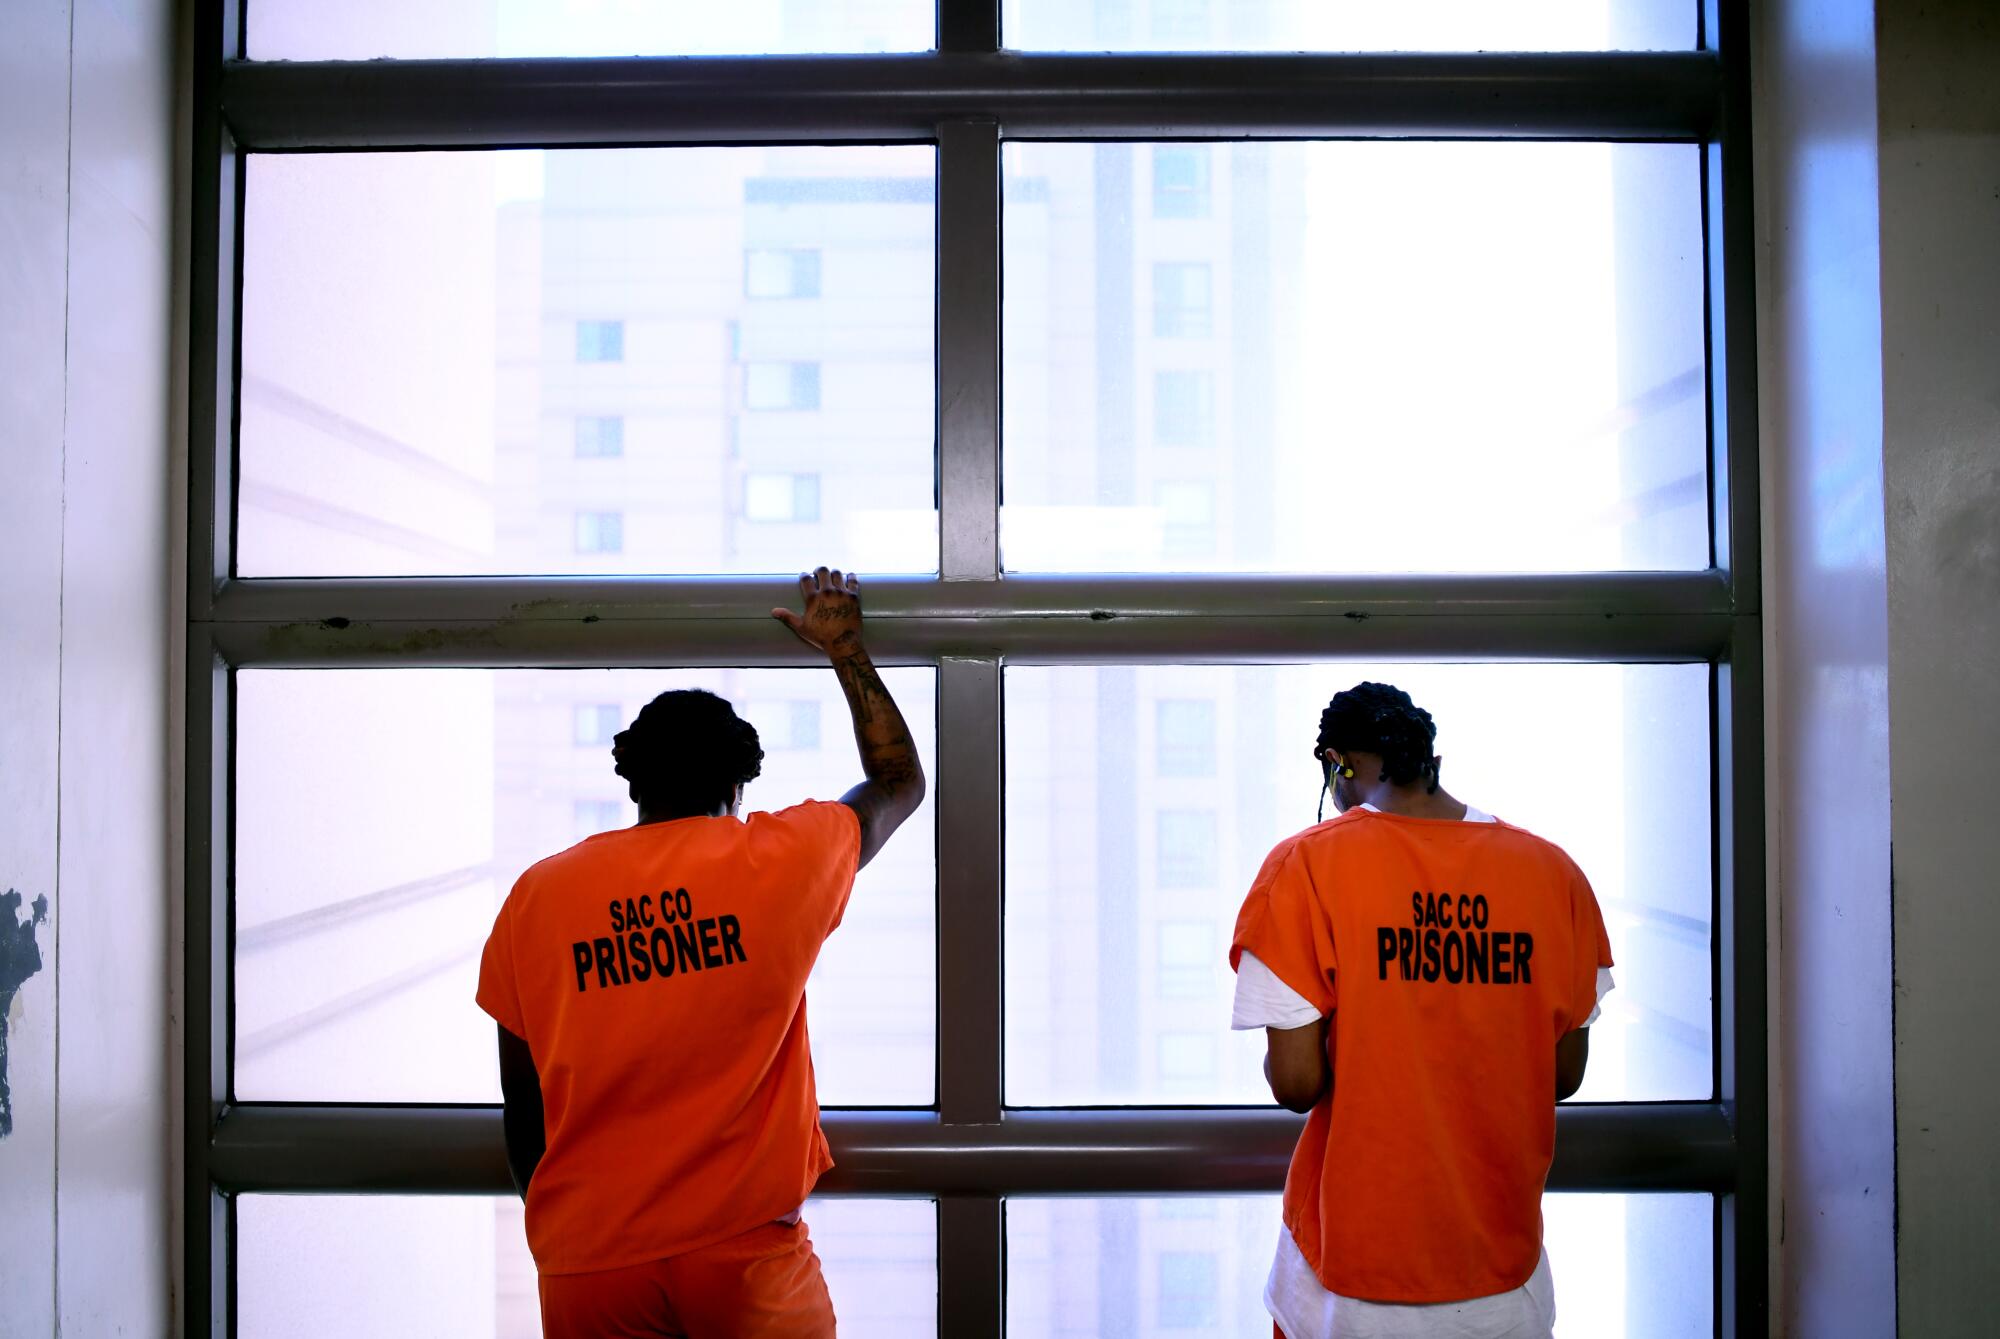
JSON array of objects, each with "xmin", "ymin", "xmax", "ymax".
[
  {"xmin": 1157, "ymin": 921, "xmax": 1215, "ymax": 1000},
  {"xmin": 1153, "ymin": 369, "xmax": 1215, "ymax": 447},
  {"xmin": 572, "ymin": 703, "xmax": 621, "ymax": 747},
  {"xmin": 1156, "ymin": 480, "xmax": 1216, "ymax": 558},
  {"xmin": 573, "ymin": 415, "xmax": 624, "ymax": 458},
  {"xmin": 1158, "ymin": 1250, "xmax": 1223, "ymax": 1328},
  {"xmin": 1155, "ymin": 698, "xmax": 1217, "ymax": 777},
  {"xmin": 745, "ymin": 361, "xmax": 823, "ymax": 411},
  {"xmin": 1152, "ymin": 146, "xmax": 1211, "ymax": 219},
  {"xmin": 575, "ymin": 319, "xmax": 625, "ymax": 362},
  {"xmin": 573, "ymin": 798, "xmax": 626, "ymax": 837},
  {"xmin": 573, "ymin": 510, "xmax": 624, "ymax": 554},
  {"xmin": 744, "ymin": 472, "xmax": 823, "ymax": 523},
  {"xmin": 1152, "ymin": 262, "xmax": 1212, "ymax": 338},
  {"xmin": 1155, "ymin": 809, "xmax": 1219, "ymax": 889},
  {"xmin": 746, "ymin": 248, "xmax": 823, "ymax": 299}
]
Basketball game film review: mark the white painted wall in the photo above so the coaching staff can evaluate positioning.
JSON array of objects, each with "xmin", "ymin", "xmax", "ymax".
[
  {"xmin": 0, "ymin": 0, "xmax": 177, "ymax": 1332},
  {"xmin": 1874, "ymin": 3, "xmax": 2000, "ymax": 1334}
]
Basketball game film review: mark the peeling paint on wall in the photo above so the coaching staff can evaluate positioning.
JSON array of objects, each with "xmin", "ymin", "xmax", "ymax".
[{"xmin": 0, "ymin": 888, "xmax": 50, "ymax": 1139}]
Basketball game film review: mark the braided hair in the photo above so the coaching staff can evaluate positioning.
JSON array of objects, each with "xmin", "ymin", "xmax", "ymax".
[
  {"xmin": 612, "ymin": 689, "xmax": 764, "ymax": 818},
  {"xmin": 1313, "ymin": 682, "xmax": 1442, "ymax": 817}
]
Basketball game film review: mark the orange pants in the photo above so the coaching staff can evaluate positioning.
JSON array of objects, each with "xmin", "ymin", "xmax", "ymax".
[{"xmin": 538, "ymin": 1220, "xmax": 836, "ymax": 1339}]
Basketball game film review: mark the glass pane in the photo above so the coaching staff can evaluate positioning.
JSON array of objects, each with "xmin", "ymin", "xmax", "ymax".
[
  {"xmin": 1005, "ymin": 1193, "xmax": 1711, "ymax": 1338},
  {"xmin": 1004, "ymin": 664, "xmax": 1711, "ymax": 1106},
  {"xmin": 239, "ymin": 148, "xmax": 936, "ymax": 576},
  {"xmin": 250, "ymin": 1, "xmax": 935, "ymax": 61},
  {"xmin": 1001, "ymin": 142, "xmax": 1707, "ymax": 573},
  {"xmin": 1006, "ymin": 0, "xmax": 1691, "ymax": 52},
  {"xmin": 234, "ymin": 667, "xmax": 937, "ymax": 1104},
  {"xmin": 239, "ymin": 1195, "xmax": 936, "ymax": 1337}
]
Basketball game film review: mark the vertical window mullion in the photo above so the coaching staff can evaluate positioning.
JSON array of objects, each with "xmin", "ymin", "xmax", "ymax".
[
  {"xmin": 937, "ymin": 120, "xmax": 1001, "ymax": 581},
  {"xmin": 935, "ymin": 653, "xmax": 1005, "ymax": 1335}
]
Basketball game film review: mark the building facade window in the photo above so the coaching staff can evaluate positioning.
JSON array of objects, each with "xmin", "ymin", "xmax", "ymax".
[
  {"xmin": 1152, "ymin": 370, "xmax": 1215, "ymax": 446},
  {"xmin": 1156, "ymin": 480, "xmax": 1216, "ymax": 558},
  {"xmin": 573, "ymin": 510, "xmax": 624, "ymax": 554},
  {"xmin": 1155, "ymin": 699, "xmax": 1217, "ymax": 777},
  {"xmin": 1152, "ymin": 262, "xmax": 1212, "ymax": 338},
  {"xmin": 1157, "ymin": 1250, "xmax": 1221, "ymax": 1328},
  {"xmin": 745, "ymin": 699, "xmax": 823, "ymax": 751},
  {"xmin": 745, "ymin": 361, "xmax": 822, "ymax": 411},
  {"xmin": 744, "ymin": 472, "xmax": 823, "ymax": 523},
  {"xmin": 573, "ymin": 703, "xmax": 621, "ymax": 747},
  {"xmin": 575, "ymin": 319, "xmax": 625, "ymax": 362},
  {"xmin": 746, "ymin": 247, "xmax": 823, "ymax": 299},
  {"xmin": 573, "ymin": 798, "xmax": 625, "ymax": 837},
  {"xmin": 1151, "ymin": 146, "xmax": 1211, "ymax": 219},
  {"xmin": 1155, "ymin": 809, "xmax": 1219, "ymax": 888},
  {"xmin": 573, "ymin": 415, "xmax": 624, "ymax": 458},
  {"xmin": 1157, "ymin": 921, "xmax": 1215, "ymax": 999}
]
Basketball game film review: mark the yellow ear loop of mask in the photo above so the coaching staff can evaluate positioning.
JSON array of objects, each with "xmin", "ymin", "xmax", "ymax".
[{"xmin": 1317, "ymin": 754, "xmax": 1356, "ymax": 822}]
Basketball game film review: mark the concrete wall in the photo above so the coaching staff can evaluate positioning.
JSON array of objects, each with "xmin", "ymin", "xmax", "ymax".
[
  {"xmin": 0, "ymin": 0, "xmax": 178, "ymax": 1331},
  {"xmin": 1754, "ymin": 2, "xmax": 1899, "ymax": 1334},
  {"xmin": 1875, "ymin": 3, "xmax": 2000, "ymax": 1334}
]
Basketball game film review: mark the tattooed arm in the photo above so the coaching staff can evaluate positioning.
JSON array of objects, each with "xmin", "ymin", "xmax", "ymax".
[{"xmin": 773, "ymin": 566, "xmax": 927, "ymax": 870}]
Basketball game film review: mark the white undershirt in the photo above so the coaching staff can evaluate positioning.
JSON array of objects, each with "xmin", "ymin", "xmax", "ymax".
[{"xmin": 1229, "ymin": 803, "xmax": 1614, "ymax": 1339}]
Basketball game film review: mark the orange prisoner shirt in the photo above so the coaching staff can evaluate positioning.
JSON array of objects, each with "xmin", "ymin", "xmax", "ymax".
[
  {"xmin": 1230, "ymin": 808, "xmax": 1613, "ymax": 1305},
  {"xmin": 477, "ymin": 801, "xmax": 861, "ymax": 1275}
]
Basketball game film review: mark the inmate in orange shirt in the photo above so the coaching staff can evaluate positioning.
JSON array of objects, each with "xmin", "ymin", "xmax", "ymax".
[
  {"xmin": 477, "ymin": 801, "xmax": 860, "ymax": 1275},
  {"xmin": 1230, "ymin": 807, "xmax": 1613, "ymax": 1304}
]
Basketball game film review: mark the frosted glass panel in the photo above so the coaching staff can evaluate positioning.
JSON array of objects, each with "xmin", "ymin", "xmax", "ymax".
[
  {"xmin": 239, "ymin": 1195, "xmax": 936, "ymax": 1338},
  {"xmin": 234, "ymin": 667, "xmax": 937, "ymax": 1105},
  {"xmin": 1005, "ymin": 1193, "xmax": 1712, "ymax": 1338},
  {"xmin": 1002, "ymin": 141, "xmax": 1707, "ymax": 573},
  {"xmin": 1005, "ymin": 0, "xmax": 1692, "ymax": 52},
  {"xmin": 239, "ymin": 148, "xmax": 936, "ymax": 576},
  {"xmin": 251, "ymin": 0, "xmax": 935, "ymax": 60},
  {"xmin": 1004, "ymin": 664, "xmax": 1711, "ymax": 1106}
]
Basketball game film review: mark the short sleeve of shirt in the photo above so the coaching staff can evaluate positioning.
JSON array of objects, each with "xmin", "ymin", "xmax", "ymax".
[
  {"xmin": 476, "ymin": 896, "xmax": 527, "ymax": 1040},
  {"xmin": 1567, "ymin": 863, "xmax": 1616, "ymax": 1032},
  {"xmin": 1230, "ymin": 840, "xmax": 1337, "ymax": 1019},
  {"xmin": 752, "ymin": 800, "xmax": 864, "ymax": 939}
]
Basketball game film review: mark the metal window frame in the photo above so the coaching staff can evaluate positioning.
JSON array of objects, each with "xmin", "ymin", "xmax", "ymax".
[{"xmin": 184, "ymin": 0, "xmax": 1765, "ymax": 1334}]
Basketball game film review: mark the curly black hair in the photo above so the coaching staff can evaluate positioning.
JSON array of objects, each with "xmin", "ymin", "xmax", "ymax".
[
  {"xmin": 1315, "ymin": 681, "xmax": 1441, "ymax": 794},
  {"xmin": 612, "ymin": 689, "xmax": 764, "ymax": 817}
]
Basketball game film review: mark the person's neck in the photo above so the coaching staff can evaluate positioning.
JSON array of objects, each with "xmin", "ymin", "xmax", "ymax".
[{"xmin": 1362, "ymin": 784, "xmax": 1467, "ymax": 822}]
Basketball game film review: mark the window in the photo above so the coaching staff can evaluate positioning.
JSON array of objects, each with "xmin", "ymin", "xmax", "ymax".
[
  {"xmin": 745, "ymin": 700, "xmax": 824, "ymax": 751},
  {"xmin": 1157, "ymin": 1033, "xmax": 1216, "ymax": 1087},
  {"xmin": 1158, "ymin": 1250, "xmax": 1221, "ymax": 1328},
  {"xmin": 573, "ymin": 415, "xmax": 624, "ymax": 458},
  {"xmin": 744, "ymin": 472, "xmax": 823, "ymax": 523},
  {"xmin": 1153, "ymin": 370, "xmax": 1214, "ymax": 447},
  {"xmin": 235, "ymin": 147, "xmax": 936, "ymax": 579},
  {"xmin": 1152, "ymin": 262, "xmax": 1212, "ymax": 338},
  {"xmin": 249, "ymin": 1, "xmax": 937, "ymax": 59},
  {"xmin": 1003, "ymin": 141, "xmax": 1709, "ymax": 574},
  {"xmin": 745, "ymin": 361, "xmax": 823, "ymax": 411},
  {"xmin": 1006, "ymin": 663, "xmax": 1713, "ymax": 1106},
  {"xmin": 575, "ymin": 319, "xmax": 624, "ymax": 363},
  {"xmin": 1151, "ymin": 146, "xmax": 1210, "ymax": 219},
  {"xmin": 1155, "ymin": 809, "xmax": 1218, "ymax": 889},
  {"xmin": 1157, "ymin": 922, "xmax": 1214, "ymax": 999},
  {"xmin": 1154, "ymin": 699, "xmax": 1216, "ymax": 778},
  {"xmin": 747, "ymin": 248, "xmax": 823, "ymax": 299},
  {"xmin": 233, "ymin": 668, "xmax": 939, "ymax": 1105},
  {"xmin": 1155, "ymin": 480, "xmax": 1215, "ymax": 558},
  {"xmin": 1006, "ymin": 1194, "xmax": 1714, "ymax": 1336},
  {"xmin": 239, "ymin": 1195, "xmax": 938, "ymax": 1337},
  {"xmin": 573, "ymin": 798, "xmax": 626, "ymax": 838},
  {"xmin": 194, "ymin": 13, "xmax": 1763, "ymax": 1334},
  {"xmin": 573, "ymin": 702, "xmax": 621, "ymax": 746},
  {"xmin": 573, "ymin": 510, "xmax": 624, "ymax": 554},
  {"xmin": 1004, "ymin": 0, "xmax": 1695, "ymax": 52}
]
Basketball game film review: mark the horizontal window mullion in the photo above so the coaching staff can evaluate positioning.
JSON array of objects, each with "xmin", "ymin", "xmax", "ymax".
[
  {"xmin": 219, "ymin": 51, "xmax": 1721, "ymax": 152},
  {"xmin": 212, "ymin": 1103, "xmax": 1738, "ymax": 1197}
]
